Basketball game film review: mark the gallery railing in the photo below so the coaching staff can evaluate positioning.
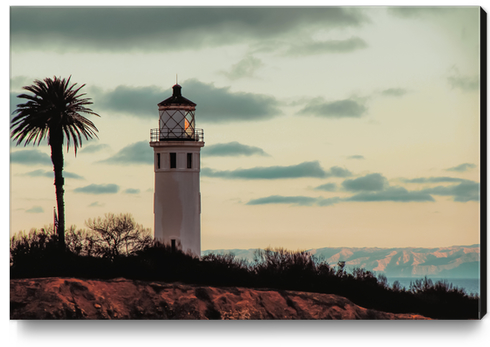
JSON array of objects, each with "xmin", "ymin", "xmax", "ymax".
[{"xmin": 150, "ymin": 128, "xmax": 204, "ymax": 142}]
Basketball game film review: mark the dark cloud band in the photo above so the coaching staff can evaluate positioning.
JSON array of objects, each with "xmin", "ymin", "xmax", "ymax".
[
  {"xmin": 93, "ymin": 79, "xmax": 281, "ymax": 123},
  {"xmin": 11, "ymin": 7, "xmax": 367, "ymax": 52}
]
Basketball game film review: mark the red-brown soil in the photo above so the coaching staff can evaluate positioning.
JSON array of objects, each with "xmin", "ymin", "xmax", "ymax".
[{"xmin": 10, "ymin": 277, "xmax": 430, "ymax": 320}]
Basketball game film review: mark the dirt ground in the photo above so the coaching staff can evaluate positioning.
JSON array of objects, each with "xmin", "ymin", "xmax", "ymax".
[{"xmin": 10, "ymin": 277, "xmax": 430, "ymax": 320}]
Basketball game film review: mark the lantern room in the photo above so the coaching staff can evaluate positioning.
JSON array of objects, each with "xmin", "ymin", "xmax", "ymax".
[{"xmin": 151, "ymin": 84, "xmax": 203, "ymax": 142}]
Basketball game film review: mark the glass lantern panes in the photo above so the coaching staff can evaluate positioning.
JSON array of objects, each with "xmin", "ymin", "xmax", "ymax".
[{"xmin": 159, "ymin": 109, "xmax": 196, "ymax": 140}]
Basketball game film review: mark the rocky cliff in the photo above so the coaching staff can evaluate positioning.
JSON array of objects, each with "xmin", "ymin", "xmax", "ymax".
[{"xmin": 10, "ymin": 277, "xmax": 430, "ymax": 320}]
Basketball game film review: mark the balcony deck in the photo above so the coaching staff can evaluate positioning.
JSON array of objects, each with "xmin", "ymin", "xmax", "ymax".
[{"xmin": 150, "ymin": 128, "xmax": 204, "ymax": 142}]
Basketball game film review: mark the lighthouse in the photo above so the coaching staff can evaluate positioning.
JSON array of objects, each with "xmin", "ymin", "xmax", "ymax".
[{"xmin": 149, "ymin": 84, "xmax": 204, "ymax": 257}]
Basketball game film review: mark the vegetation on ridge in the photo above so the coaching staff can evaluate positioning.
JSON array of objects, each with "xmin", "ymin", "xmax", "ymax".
[{"xmin": 10, "ymin": 213, "xmax": 480, "ymax": 320}]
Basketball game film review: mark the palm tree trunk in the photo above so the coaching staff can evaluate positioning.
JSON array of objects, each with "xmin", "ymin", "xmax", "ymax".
[{"xmin": 50, "ymin": 135, "xmax": 65, "ymax": 250}]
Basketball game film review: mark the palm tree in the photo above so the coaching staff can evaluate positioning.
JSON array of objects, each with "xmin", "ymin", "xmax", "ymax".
[{"xmin": 11, "ymin": 76, "xmax": 100, "ymax": 250}]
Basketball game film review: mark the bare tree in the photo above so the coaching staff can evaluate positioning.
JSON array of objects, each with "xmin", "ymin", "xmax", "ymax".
[
  {"xmin": 65, "ymin": 226, "xmax": 99, "ymax": 257},
  {"xmin": 85, "ymin": 213, "xmax": 152, "ymax": 259}
]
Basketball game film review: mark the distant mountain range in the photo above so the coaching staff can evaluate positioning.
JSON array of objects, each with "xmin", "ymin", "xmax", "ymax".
[{"xmin": 202, "ymin": 245, "xmax": 480, "ymax": 279}]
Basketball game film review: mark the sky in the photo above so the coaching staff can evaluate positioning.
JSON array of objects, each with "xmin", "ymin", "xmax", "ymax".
[{"xmin": 8, "ymin": 6, "xmax": 482, "ymax": 251}]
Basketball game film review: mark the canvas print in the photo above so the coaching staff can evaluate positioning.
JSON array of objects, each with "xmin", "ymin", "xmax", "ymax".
[{"xmin": 10, "ymin": 6, "xmax": 485, "ymax": 320}]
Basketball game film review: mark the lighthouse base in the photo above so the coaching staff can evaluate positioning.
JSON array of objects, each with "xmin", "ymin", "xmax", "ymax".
[{"xmin": 150, "ymin": 140, "xmax": 204, "ymax": 258}]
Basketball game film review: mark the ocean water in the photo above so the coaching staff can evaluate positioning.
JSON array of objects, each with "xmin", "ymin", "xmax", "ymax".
[{"xmin": 387, "ymin": 277, "xmax": 480, "ymax": 296}]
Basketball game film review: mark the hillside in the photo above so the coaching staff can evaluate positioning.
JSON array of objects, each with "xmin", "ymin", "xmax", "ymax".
[
  {"xmin": 10, "ymin": 277, "xmax": 430, "ymax": 320},
  {"xmin": 203, "ymin": 245, "xmax": 480, "ymax": 278}
]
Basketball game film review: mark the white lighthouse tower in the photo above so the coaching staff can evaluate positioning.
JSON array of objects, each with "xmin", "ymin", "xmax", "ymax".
[{"xmin": 149, "ymin": 84, "xmax": 204, "ymax": 257}]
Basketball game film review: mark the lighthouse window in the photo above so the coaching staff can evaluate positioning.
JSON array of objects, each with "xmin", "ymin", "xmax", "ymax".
[
  {"xmin": 170, "ymin": 153, "xmax": 176, "ymax": 168},
  {"xmin": 157, "ymin": 153, "xmax": 160, "ymax": 169},
  {"xmin": 187, "ymin": 153, "xmax": 192, "ymax": 169}
]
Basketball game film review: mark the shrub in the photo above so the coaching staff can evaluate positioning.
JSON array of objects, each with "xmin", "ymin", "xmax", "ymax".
[
  {"xmin": 10, "ymin": 225, "xmax": 58, "ymax": 267},
  {"xmin": 10, "ymin": 228, "xmax": 480, "ymax": 319},
  {"xmin": 252, "ymin": 248, "xmax": 319, "ymax": 290},
  {"xmin": 391, "ymin": 280, "xmax": 404, "ymax": 292}
]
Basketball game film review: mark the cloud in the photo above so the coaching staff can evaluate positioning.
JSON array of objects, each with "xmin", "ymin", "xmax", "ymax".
[
  {"xmin": 446, "ymin": 163, "xmax": 477, "ymax": 172},
  {"xmin": 183, "ymin": 79, "xmax": 281, "ymax": 123},
  {"xmin": 93, "ymin": 85, "xmax": 163, "ymax": 119},
  {"xmin": 317, "ymin": 197, "xmax": 343, "ymax": 206},
  {"xmin": 247, "ymin": 195, "xmax": 319, "ymax": 206},
  {"xmin": 325, "ymin": 166, "xmax": 352, "ymax": 178},
  {"xmin": 247, "ymin": 187, "xmax": 435, "ymax": 206},
  {"xmin": 247, "ymin": 195, "xmax": 342, "ymax": 207},
  {"xmin": 388, "ymin": 7, "xmax": 452, "ymax": 18},
  {"xmin": 22, "ymin": 169, "xmax": 84, "ymax": 180},
  {"xmin": 401, "ymin": 176, "xmax": 468, "ymax": 184},
  {"xmin": 381, "ymin": 88, "xmax": 408, "ymax": 97},
  {"xmin": 63, "ymin": 172, "xmax": 84, "ymax": 179},
  {"xmin": 26, "ymin": 206, "xmax": 44, "ymax": 213},
  {"xmin": 247, "ymin": 175, "xmax": 479, "ymax": 207},
  {"xmin": 88, "ymin": 201, "xmax": 104, "ymax": 207},
  {"xmin": 10, "ymin": 92, "xmax": 22, "ymax": 119},
  {"xmin": 10, "ymin": 76, "xmax": 35, "ymax": 90},
  {"xmin": 202, "ymin": 161, "xmax": 328, "ymax": 179},
  {"xmin": 99, "ymin": 141, "xmax": 152, "ymax": 165},
  {"xmin": 421, "ymin": 181, "xmax": 479, "ymax": 202},
  {"xmin": 202, "ymin": 142, "xmax": 269, "ymax": 157},
  {"xmin": 342, "ymin": 173, "xmax": 388, "ymax": 192},
  {"xmin": 221, "ymin": 55, "xmax": 263, "ymax": 80},
  {"xmin": 447, "ymin": 75, "xmax": 479, "ymax": 92},
  {"xmin": 95, "ymin": 79, "xmax": 281, "ymax": 122},
  {"xmin": 347, "ymin": 155, "xmax": 365, "ymax": 160},
  {"xmin": 346, "ymin": 186, "xmax": 435, "ymax": 202},
  {"xmin": 11, "ymin": 8, "xmax": 367, "ymax": 52},
  {"xmin": 22, "ymin": 169, "xmax": 53, "ymax": 179},
  {"xmin": 345, "ymin": 175, "xmax": 479, "ymax": 203},
  {"xmin": 10, "ymin": 150, "xmax": 52, "ymax": 166},
  {"xmin": 81, "ymin": 144, "xmax": 110, "ymax": 154},
  {"xmin": 74, "ymin": 184, "xmax": 120, "ymax": 194},
  {"xmin": 285, "ymin": 37, "xmax": 368, "ymax": 56},
  {"xmin": 314, "ymin": 183, "xmax": 337, "ymax": 192},
  {"xmin": 299, "ymin": 98, "xmax": 367, "ymax": 118},
  {"xmin": 124, "ymin": 188, "xmax": 140, "ymax": 194}
]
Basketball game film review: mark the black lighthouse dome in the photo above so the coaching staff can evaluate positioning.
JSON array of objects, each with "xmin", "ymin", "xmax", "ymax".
[{"xmin": 158, "ymin": 84, "xmax": 196, "ymax": 107}]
